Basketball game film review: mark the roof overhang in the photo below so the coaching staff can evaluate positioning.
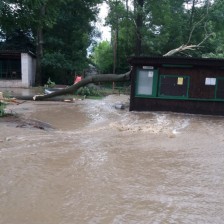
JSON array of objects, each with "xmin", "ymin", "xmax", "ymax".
[
  {"xmin": 0, "ymin": 50, "xmax": 36, "ymax": 59},
  {"xmin": 128, "ymin": 56, "xmax": 224, "ymax": 68}
]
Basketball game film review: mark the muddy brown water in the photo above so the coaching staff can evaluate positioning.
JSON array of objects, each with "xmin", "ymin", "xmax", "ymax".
[{"xmin": 1, "ymin": 95, "xmax": 224, "ymax": 224}]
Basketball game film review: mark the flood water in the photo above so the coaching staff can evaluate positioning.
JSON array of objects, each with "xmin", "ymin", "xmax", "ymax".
[{"xmin": 1, "ymin": 95, "xmax": 224, "ymax": 224}]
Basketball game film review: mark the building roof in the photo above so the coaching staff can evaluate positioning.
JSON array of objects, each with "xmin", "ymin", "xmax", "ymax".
[
  {"xmin": 128, "ymin": 56, "xmax": 224, "ymax": 68},
  {"xmin": 0, "ymin": 50, "xmax": 36, "ymax": 58}
]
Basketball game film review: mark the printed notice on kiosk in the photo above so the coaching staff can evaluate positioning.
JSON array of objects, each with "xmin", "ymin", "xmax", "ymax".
[{"xmin": 177, "ymin": 77, "xmax": 184, "ymax": 85}]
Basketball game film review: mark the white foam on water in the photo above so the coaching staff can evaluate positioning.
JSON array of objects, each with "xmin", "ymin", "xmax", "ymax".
[{"xmin": 172, "ymin": 118, "xmax": 190, "ymax": 135}]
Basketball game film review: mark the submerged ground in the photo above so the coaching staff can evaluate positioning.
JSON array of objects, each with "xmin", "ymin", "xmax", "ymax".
[{"xmin": 0, "ymin": 94, "xmax": 224, "ymax": 224}]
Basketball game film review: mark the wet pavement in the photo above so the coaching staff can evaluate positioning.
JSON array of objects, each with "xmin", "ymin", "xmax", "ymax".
[
  {"xmin": 0, "ymin": 95, "xmax": 224, "ymax": 224},
  {"xmin": 0, "ymin": 87, "xmax": 42, "ymax": 98}
]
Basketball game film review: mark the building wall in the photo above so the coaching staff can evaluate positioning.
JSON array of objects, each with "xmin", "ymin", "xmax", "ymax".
[
  {"xmin": 130, "ymin": 97, "xmax": 224, "ymax": 115},
  {"xmin": 0, "ymin": 53, "xmax": 36, "ymax": 88},
  {"xmin": 130, "ymin": 64, "xmax": 224, "ymax": 115},
  {"xmin": 158, "ymin": 67, "xmax": 222, "ymax": 99},
  {"xmin": 0, "ymin": 80, "xmax": 23, "ymax": 88},
  {"xmin": 21, "ymin": 53, "xmax": 36, "ymax": 87}
]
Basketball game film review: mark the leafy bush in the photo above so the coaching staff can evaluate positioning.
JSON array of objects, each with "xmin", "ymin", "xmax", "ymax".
[
  {"xmin": 0, "ymin": 102, "xmax": 6, "ymax": 117},
  {"xmin": 44, "ymin": 78, "xmax": 56, "ymax": 88},
  {"xmin": 76, "ymin": 86, "xmax": 102, "ymax": 97}
]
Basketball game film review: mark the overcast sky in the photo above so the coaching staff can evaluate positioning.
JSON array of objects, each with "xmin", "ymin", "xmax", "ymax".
[{"xmin": 97, "ymin": 2, "xmax": 111, "ymax": 41}]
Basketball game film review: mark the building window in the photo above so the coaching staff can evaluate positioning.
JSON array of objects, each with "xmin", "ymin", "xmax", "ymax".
[
  {"xmin": 159, "ymin": 75, "xmax": 189, "ymax": 98},
  {"xmin": 136, "ymin": 69, "xmax": 157, "ymax": 96},
  {"xmin": 0, "ymin": 59, "xmax": 21, "ymax": 80}
]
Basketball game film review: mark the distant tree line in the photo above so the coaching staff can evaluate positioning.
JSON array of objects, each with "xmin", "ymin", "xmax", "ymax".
[{"xmin": 0, "ymin": 0, "xmax": 224, "ymax": 85}]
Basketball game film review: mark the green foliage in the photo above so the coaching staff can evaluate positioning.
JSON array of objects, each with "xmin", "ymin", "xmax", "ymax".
[
  {"xmin": 0, "ymin": 0, "xmax": 102, "ymax": 84},
  {"xmin": 93, "ymin": 0, "xmax": 224, "ymax": 60},
  {"xmin": 1, "ymin": 0, "xmax": 224, "ymax": 86},
  {"xmin": 41, "ymin": 0, "xmax": 102, "ymax": 83},
  {"xmin": 0, "ymin": 102, "xmax": 6, "ymax": 117},
  {"xmin": 76, "ymin": 86, "xmax": 103, "ymax": 97},
  {"xmin": 44, "ymin": 78, "xmax": 56, "ymax": 88},
  {"xmin": 77, "ymin": 87, "xmax": 91, "ymax": 96},
  {"xmin": 42, "ymin": 52, "xmax": 73, "ymax": 70},
  {"xmin": 106, "ymin": 0, "xmax": 126, "ymax": 30},
  {"xmin": 91, "ymin": 41, "xmax": 113, "ymax": 73},
  {"xmin": 204, "ymin": 0, "xmax": 224, "ymax": 58},
  {"xmin": 203, "ymin": 53, "xmax": 224, "ymax": 58},
  {"xmin": 0, "ymin": 29, "xmax": 35, "ymax": 51}
]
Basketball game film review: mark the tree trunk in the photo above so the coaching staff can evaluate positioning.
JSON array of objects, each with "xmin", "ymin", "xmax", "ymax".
[
  {"xmin": 33, "ymin": 71, "xmax": 131, "ymax": 101},
  {"xmin": 35, "ymin": 26, "xmax": 43, "ymax": 85},
  {"xmin": 35, "ymin": 4, "xmax": 45, "ymax": 85},
  {"xmin": 134, "ymin": 0, "xmax": 144, "ymax": 56}
]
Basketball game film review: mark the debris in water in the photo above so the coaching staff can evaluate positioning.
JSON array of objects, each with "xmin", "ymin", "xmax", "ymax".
[{"xmin": 114, "ymin": 103, "xmax": 125, "ymax": 110}]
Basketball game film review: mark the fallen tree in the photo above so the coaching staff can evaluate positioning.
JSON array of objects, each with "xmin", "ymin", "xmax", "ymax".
[
  {"xmin": 33, "ymin": 8, "xmax": 214, "ymax": 102},
  {"xmin": 33, "ymin": 71, "xmax": 131, "ymax": 101}
]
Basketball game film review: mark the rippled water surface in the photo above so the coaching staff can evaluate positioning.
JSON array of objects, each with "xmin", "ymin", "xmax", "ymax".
[{"xmin": 1, "ymin": 95, "xmax": 224, "ymax": 224}]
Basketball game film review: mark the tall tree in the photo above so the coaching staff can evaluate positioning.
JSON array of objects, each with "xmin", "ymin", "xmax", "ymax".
[
  {"xmin": 0, "ymin": 29, "xmax": 35, "ymax": 51},
  {"xmin": 134, "ymin": 0, "xmax": 144, "ymax": 56},
  {"xmin": 106, "ymin": 0, "xmax": 124, "ymax": 73},
  {"xmin": 0, "ymin": 0, "xmax": 71, "ymax": 84},
  {"xmin": 42, "ymin": 0, "xmax": 102, "ymax": 83},
  {"xmin": 202, "ymin": 0, "xmax": 224, "ymax": 58},
  {"xmin": 91, "ymin": 41, "xmax": 113, "ymax": 73},
  {"xmin": 0, "ymin": 0, "xmax": 102, "ymax": 84},
  {"xmin": 103, "ymin": 0, "xmax": 134, "ymax": 73}
]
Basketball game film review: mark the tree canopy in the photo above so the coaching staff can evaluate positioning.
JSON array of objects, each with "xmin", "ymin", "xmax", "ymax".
[
  {"xmin": 91, "ymin": 0, "xmax": 224, "ymax": 73},
  {"xmin": 0, "ymin": 0, "xmax": 102, "ymax": 84},
  {"xmin": 0, "ymin": 0, "xmax": 223, "ymax": 85}
]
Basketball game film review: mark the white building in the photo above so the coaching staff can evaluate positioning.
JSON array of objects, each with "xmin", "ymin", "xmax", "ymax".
[{"xmin": 0, "ymin": 50, "xmax": 36, "ymax": 88}]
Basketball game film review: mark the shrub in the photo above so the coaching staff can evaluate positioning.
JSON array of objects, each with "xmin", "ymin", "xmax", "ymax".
[
  {"xmin": 44, "ymin": 77, "xmax": 56, "ymax": 88},
  {"xmin": 0, "ymin": 102, "xmax": 6, "ymax": 117},
  {"xmin": 76, "ymin": 86, "xmax": 102, "ymax": 97}
]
